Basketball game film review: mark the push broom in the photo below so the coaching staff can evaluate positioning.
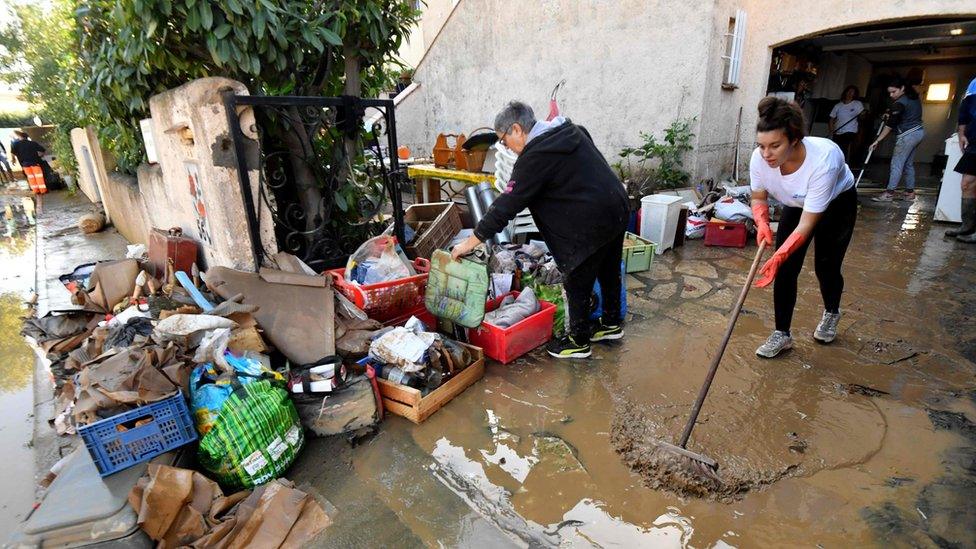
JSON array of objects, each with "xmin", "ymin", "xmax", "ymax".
[{"xmin": 653, "ymin": 240, "xmax": 767, "ymax": 477}]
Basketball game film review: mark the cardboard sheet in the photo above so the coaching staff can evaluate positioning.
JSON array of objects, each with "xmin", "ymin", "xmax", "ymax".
[
  {"xmin": 129, "ymin": 464, "xmax": 330, "ymax": 548},
  {"xmin": 206, "ymin": 267, "xmax": 334, "ymax": 365}
]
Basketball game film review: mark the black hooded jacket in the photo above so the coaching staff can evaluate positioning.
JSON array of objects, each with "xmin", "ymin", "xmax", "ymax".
[{"xmin": 474, "ymin": 120, "xmax": 629, "ymax": 274}]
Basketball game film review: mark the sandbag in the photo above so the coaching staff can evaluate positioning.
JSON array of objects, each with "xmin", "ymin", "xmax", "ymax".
[
  {"xmin": 425, "ymin": 249, "xmax": 489, "ymax": 328},
  {"xmin": 291, "ymin": 375, "xmax": 379, "ymax": 438}
]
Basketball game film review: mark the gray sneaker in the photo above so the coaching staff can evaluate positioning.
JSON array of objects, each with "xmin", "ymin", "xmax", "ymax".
[
  {"xmin": 814, "ymin": 310, "xmax": 841, "ymax": 343},
  {"xmin": 756, "ymin": 330, "xmax": 794, "ymax": 358}
]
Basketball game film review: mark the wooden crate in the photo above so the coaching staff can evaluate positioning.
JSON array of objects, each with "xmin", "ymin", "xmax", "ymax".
[{"xmin": 376, "ymin": 344, "xmax": 485, "ymax": 424}]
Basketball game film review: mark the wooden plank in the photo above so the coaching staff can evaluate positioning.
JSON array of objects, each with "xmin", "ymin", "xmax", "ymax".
[
  {"xmin": 381, "ymin": 399, "xmax": 421, "ymax": 424},
  {"xmin": 376, "ymin": 378, "xmax": 421, "ymax": 406}
]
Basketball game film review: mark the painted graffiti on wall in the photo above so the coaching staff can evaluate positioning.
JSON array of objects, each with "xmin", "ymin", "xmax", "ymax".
[{"xmin": 184, "ymin": 161, "xmax": 213, "ymax": 245}]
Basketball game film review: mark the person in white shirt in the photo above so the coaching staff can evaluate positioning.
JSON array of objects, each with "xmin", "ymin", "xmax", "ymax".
[
  {"xmin": 828, "ymin": 85, "xmax": 865, "ymax": 163},
  {"xmin": 750, "ymin": 97, "xmax": 858, "ymax": 358}
]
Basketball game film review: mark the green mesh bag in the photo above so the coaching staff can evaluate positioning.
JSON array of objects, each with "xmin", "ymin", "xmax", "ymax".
[{"xmin": 197, "ymin": 378, "xmax": 304, "ymax": 490}]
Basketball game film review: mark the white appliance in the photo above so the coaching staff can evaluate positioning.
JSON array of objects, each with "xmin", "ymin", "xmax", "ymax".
[{"xmin": 935, "ymin": 134, "xmax": 963, "ymax": 223}]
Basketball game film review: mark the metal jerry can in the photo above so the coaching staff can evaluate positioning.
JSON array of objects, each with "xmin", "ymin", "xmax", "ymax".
[{"xmin": 148, "ymin": 227, "xmax": 199, "ymax": 279}]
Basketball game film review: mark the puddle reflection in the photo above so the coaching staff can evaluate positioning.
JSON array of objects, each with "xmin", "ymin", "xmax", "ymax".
[{"xmin": 432, "ymin": 434, "xmax": 702, "ymax": 548}]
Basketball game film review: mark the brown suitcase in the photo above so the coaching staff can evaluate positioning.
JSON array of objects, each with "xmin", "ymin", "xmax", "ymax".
[{"xmin": 148, "ymin": 227, "xmax": 199, "ymax": 279}]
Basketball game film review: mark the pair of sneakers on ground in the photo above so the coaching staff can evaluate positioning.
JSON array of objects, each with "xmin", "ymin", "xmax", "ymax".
[
  {"xmin": 756, "ymin": 310, "xmax": 841, "ymax": 358},
  {"xmin": 546, "ymin": 320, "xmax": 622, "ymax": 359},
  {"xmin": 871, "ymin": 190, "xmax": 916, "ymax": 202}
]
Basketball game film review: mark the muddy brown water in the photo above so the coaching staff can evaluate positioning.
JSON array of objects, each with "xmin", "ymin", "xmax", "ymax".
[
  {"xmin": 284, "ymin": 195, "xmax": 976, "ymax": 547},
  {"xmin": 0, "ymin": 194, "xmax": 39, "ymax": 540}
]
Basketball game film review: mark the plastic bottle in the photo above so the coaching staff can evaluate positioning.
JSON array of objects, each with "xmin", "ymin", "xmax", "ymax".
[{"xmin": 373, "ymin": 363, "xmax": 424, "ymax": 390}]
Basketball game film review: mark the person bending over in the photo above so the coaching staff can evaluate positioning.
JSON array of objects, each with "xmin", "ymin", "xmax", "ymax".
[{"xmin": 451, "ymin": 101, "xmax": 630, "ymax": 359}]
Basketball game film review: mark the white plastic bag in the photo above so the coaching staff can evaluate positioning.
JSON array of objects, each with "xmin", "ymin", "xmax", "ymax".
[
  {"xmin": 685, "ymin": 215, "xmax": 709, "ymax": 239},
  {"xmin": 713, "ymin": 196, "xmax": 753, "ymax": 223},
  {"xmin": 345, "ymin": 235, "xmax": 411, "ymax": 284}
]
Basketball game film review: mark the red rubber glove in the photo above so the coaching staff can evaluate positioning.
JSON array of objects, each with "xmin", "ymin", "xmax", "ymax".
[
  {"xmin": 754, "ymin": 232, "xmax": 807, "ymax": 288},
  {"xmin": 752, "ymin": 202, "xmax": 773, "ymax": 247}
]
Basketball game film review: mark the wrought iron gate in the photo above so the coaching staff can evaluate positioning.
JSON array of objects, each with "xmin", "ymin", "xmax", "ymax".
[{"xmin": 224, "ymin": 93, "xmax": 406, "ymax": 272}]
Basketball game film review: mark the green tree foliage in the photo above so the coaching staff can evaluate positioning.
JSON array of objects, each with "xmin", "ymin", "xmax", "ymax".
[
  {"xmin": 0, "ymin": 0, "xmax": 82, "ymax": 176},
  {"xmin": 0, "ymin": 110, "xmax": 33, "ymax": 127},
  {"xmin": 76, "ymin": 0, "xmax": 419, "ymax": 173}
]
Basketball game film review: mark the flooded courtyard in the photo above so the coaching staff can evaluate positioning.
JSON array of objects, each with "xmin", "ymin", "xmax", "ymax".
[
  {"xmin": 288, "ymin": 192, "xmax": 976, "ymax": 547},
  {"xmin": 2, "ymin": 189, "xmax": 974, "ymax": 547}
]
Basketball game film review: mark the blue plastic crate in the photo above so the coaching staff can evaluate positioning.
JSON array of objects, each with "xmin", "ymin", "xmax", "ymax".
[{"xmin": 78, "ymin": 391, "xmax": 197, "ymax": 477}]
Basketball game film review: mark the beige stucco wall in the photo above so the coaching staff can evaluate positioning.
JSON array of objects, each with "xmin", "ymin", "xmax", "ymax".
[
  {"xmin": 698, "ymin": 0, "xmax": 976, "ymax": 181},
  {"xmin": 399, "ymin": 0, "xmax": 975, "ymax": 184},
  {"xmin": 73, "ymin": 77, "xmax": 277, "ymax": 271},
  {"xmin": 399, "ymin": 0, "xmax": 457, "ymax": 67},
  {"xmin": 144, "ymin": 77, "xmax": 276, "ymax": 270},
  {"xmin": 395, "ymin": 0, "xmax": 717, "ymax": 172}
]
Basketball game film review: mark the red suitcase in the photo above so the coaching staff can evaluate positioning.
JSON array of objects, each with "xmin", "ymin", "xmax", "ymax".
[{"xmin": 148, "ymin": 227, "xmax": 199, "ymax": 278}]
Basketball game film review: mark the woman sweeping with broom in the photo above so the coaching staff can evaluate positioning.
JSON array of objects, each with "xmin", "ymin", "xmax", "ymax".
[
  {"xmin": 749, "ymin": 97, "xmax": 857, "ymax": 358},
  {"xmin": 634, "ymin": 98, "xmax": 859, "ymax": 490}
]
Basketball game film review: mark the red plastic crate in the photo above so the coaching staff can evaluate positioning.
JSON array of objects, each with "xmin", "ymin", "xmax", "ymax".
[
  {"xmin": 468, "ymin": 292, "xmax": 556, "ymax": 364},
  {"xmin": 704, "ymin": 220, "xmax": 747, "ymax": 248},
  {"xmin": 326, "ymin": 258, "xmax": 430, "ymax": 322}
]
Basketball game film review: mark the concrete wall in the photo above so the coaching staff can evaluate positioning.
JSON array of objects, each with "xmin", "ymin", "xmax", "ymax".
[
  {"xmin": 399, "ymin": 0, "xmax": 458, "ymax": 67},
  {"xmin": 73, "ymin": 77, "xmax": 277, "ymax": 271},
  {"xmin": 702, "ymin": 0, "xmax": 976, "ymax": 180},
  {"xmin": 145, "ymin": 77, "xmax": 276, "ymax": 271},
  {"xmin": 395, "ymin": 0, "xmax": 716, "ymax": 178},
  {"xmin": 398, "ymin": 0, "xmax": 973, "ymax": 185}
]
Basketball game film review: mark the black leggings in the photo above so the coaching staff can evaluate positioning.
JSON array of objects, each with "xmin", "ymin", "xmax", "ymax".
[
  {"xmin": 564, "ymin": 231, "xmax": 625, "ymax": 341},
  {"xmin": 774, "ymin": 188, "xmax": 857, "ymax": 333}
]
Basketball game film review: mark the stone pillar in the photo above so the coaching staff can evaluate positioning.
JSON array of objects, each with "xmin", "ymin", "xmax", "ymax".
[{"xmin": 147, "ymin": 77, "xmax": 276, "ymax": 271}]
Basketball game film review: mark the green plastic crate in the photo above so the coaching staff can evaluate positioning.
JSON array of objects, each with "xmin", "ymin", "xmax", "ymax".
[{"xmin": 623, "ymin": 232, "xmax": 656, "ymax": 273}]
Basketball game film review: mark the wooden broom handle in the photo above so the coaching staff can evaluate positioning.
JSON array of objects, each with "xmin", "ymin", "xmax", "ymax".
[{"xmin": 678, "ymin": 241, "xmax": 768, "ymax": 448}]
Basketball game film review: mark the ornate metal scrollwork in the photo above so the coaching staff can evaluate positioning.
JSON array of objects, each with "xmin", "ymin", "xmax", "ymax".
[{"xmin": 224, "ymin": 95, "xmax": 406, "ymax": 272}]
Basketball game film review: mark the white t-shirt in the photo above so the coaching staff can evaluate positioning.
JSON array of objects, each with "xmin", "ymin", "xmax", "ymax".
[
  {"xmin": 829, "ymin": 100, "xmax": 864, "ymax": 135},
  {"xmin": 749, "ymin": 137, "xmax": 854, "ymax": 214}
]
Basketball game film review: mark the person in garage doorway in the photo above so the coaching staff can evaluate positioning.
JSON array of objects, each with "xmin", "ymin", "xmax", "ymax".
[
  {"xmin": 945, "ymin": 77, "xmax": 976, "ymax": 243},
  {"xmin": 450, "ymin": 100, "xmax": 630, "ymax": 359},
  {"xmin": 871, "ymin": 77, "xmax": 924, "ymax": 202},
  {"xmin": 828, "ymin": 85, "xmax": 865, "ymax": 164},
  {"xmin": 749, "ymin": 97, "xmax": 857, "ymax": 359}
]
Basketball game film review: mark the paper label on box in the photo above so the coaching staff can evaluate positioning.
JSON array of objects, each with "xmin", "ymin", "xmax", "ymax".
[
  {"xmin": 285, "ymin": 425, "xmax": 302, "ymax": 446},
  {"xmin": 241, "ymin": 450, "xmax": 268, "ymax": 476},
  {"xmin": 267, "ymin": 437, "xmax": 288, "ymax": 461}
]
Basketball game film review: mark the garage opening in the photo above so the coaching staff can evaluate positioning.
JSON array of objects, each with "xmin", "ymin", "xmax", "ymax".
[{"xmin": 765, "ymin": 18, "xmax": 976, "ymax": 194}]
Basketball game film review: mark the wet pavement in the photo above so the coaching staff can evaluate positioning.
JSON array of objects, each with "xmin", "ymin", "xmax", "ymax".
[
  {"xmin": 6, "ymin": 188, "xmax": 974, "ymax": 546},
  {"xmin": 289, "ymin": 189, "xmax": 976, "ymax": 547}
]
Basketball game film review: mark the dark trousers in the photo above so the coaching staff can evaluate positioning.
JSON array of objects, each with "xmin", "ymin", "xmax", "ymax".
[
  {"xmin": 832, "ymin": 133, "xmax": 856, "ymax": 164},
  {"xmin": 774, "ymin": 188, "xmax": 857, "ymax": 333},
  {"xmin": 563, "ymin": 231, "xmax": 625, "ymax": 341}
]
